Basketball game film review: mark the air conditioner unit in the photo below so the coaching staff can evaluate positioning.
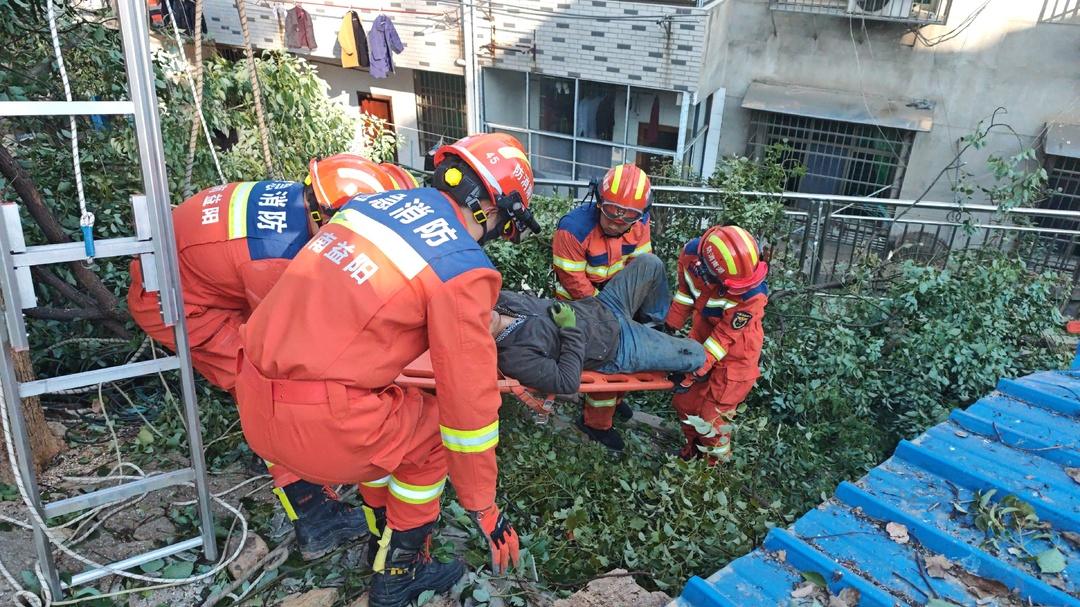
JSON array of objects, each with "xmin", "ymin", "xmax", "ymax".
[{"xmin": 847, "ymin": 0, "xmax": 916, "ymax": 19}]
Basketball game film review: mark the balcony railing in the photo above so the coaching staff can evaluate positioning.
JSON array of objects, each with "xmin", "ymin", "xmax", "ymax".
[{"xmin": 769, "ymin": 0, "xmax": 951, "ymax": 25}]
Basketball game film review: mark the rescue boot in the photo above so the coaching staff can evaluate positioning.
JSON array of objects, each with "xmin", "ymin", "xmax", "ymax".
[
  {"xmin": 676, "ymin": 439, "xmax": 701, "ymax": 461},
  {"xmin": 614, "ymin": 400, "xmax": 634, "ymax": 422},
  {"xmin": 279, "ymin": 481, "xmax": 367, "ymax": 561},
  {"xmin": 362, "ymin": 503, "xmax": 387, "ymax": 569},
  {"xmin": 368, "ymin": 523, "xmax": 466, "ymax": 607},
  {"xmin": 576, "ymin": 416, "xmax": 624, "ymax": 452}
]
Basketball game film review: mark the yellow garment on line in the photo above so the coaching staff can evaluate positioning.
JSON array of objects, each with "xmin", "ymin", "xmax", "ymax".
[{"xmin": 338, "ymin": 11, "xmax": 368, "ymax": 69}]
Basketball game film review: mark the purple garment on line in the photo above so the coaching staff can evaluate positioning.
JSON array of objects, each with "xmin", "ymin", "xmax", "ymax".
[{"xmin": 368, "ymin": 14, "xmax": 405, "ymax": 79}]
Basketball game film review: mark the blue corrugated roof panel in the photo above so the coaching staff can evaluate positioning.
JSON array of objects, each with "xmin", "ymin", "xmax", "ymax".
[{"xmin": 673, "ymin": 368, "xmax": 1080, "ymax": 607}]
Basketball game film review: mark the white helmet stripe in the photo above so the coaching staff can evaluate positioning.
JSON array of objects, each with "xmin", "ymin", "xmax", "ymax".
[
  {"xmin": 337, "ymin": 167, "xmax": 386, "ymax": 193},
  {"xmin": 449, "ymin": 144, "xmax": 505, "ymax": 197}
]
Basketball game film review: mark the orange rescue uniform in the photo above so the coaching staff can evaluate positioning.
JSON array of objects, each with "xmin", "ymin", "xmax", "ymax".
[
  {"xmin": 666, "ymin": 238, "xmax": 768, "ymax": 460},
  {"xmin": 551, "ymin": 203, "xmax": 652, "ymax": 430},
  {"xmin": 235, "ymin": 188, "xmax": 503, "ymax": 531},
  {"xmin": 127, "ymin": 180, "xmax": 313, "ymax": 391}
]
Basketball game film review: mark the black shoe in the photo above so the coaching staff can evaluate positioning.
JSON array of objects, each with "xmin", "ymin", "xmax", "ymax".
[
  {"xmin": 369, "ymin": 523, "xmax": 466, "ymax": 607},
  {"xmin": 291, "ymin": 492, "xmax": 367, "ymax": 561},
  {"xmin": 576, "ymin": 417, "xmax": 624, "ymax": 451},
  {"xmin": 615, "ymin": 400, "xmax": 634, "ymax": 422}
]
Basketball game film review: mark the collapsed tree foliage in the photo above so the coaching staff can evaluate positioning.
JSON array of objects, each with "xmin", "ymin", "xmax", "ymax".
[
  {"xmin": 486, "ymin": 193, "xmax": 1069, "ymax": 591},
  {"xmin": 0, "ymin": 2, "xmax": 1072, "ymax": 602}
]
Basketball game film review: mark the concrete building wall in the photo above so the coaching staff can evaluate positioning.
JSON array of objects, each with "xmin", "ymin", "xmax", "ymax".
[
  {"xmin": 202, "ymin": 0, "xmax": 462, "ymax": 75},
  {"xmin": 309, "ymin": 61, "xmax": 426, "ymax": 169},
  {"xmin": 713, "ymin": 0, "xmax": 1080, "ymax": 201},
  {"xmin": 473, "ymin": 0, "xmax": 724, "ymax": 97}
]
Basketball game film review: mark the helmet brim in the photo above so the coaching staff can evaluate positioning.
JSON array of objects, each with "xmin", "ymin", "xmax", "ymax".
[{"xmin": 723, "ymin": 262, "xmax": 769, "ymax": 294}]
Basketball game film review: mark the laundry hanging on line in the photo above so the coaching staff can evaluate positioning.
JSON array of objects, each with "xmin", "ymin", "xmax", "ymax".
[
  {"xmin": 285, "ymin": 4, "xmax": 316, "ymax": 50},
  {"xmin": 368, "ymin": 14, "xmax": 404, "ymax": 78},
  {"xmin": 338, "ymin": 10, "xmax": 369, "ymax": 69}
]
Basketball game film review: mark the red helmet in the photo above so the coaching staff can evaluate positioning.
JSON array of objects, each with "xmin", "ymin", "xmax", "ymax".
[
  {"xmin": 379, "ymin": 163, "xmax": 420, "ymax": 190},
  {"xmin": 307, "ymin": 154, "xmax": 398, "ymax": 211},
  {"xmin": 434, "ymin": 133, "xmax": 538, "ymax": 242},
  {"xmin": 698, "ymin": 225, "xmax": 768, "ymax": 294},
  {"xmin": 598, "ymin": 163, "xmax": 651, "ymax": 223}
]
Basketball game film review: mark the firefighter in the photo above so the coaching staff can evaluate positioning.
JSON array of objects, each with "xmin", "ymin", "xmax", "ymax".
[
  {"xmin": 234, "ymin": 133, "xmax": 540, "ymax": 607},
  {"xmin": 551, "ymin": 163, "xmax": 654, "ymax": 447},
  {"xmin": 665, "ymin": 225, "xmax": 768, "ymax": 465},
  {"xmin": 127, "ymin": 154, "xmax": 417, "ymax": 560}
]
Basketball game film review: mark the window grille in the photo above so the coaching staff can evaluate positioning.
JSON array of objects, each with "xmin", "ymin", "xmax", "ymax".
[
  {"xmin": 747, "ymin": 111, "xmax": 914, "ymax": 199},
  {"xmin": 414, "ymin": 71, "xmax": 467, "ymax": 157},
  {"xmin": 1038, "ymin": 155, "xmax": 1080, "ymax": 232}
]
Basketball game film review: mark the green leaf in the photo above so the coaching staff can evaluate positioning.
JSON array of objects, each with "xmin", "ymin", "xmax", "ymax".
[
  {"xmin": 472, "ymin": 586, "xmax": 491, "ymax": 603},
  {"xmin": 979, "ymin": 489, "xmax": 997, "ymax": 509},
  {"xmin": 139, "ymin": 559, "xmax": 164, "ymax": 573},
  {"xmin": 801, "ymin": 570, "xmax": 826, "ymax": 588},
  {"xmin": 161, "ymin": 560, "xmax": 195, "ymax": 579},
  {"xmin": 136, "ymin": 426, "xmax": 155, "ymax": 446},
  {"xmin": 1036, "ymin": 548, "xmax": 1066, "ymax": 574},
  {"xmin": 417, "ymin": 589, "xmax": 436, "ymax": 605}
]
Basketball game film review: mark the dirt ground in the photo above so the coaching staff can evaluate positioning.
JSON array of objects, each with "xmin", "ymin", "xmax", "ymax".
[{"xmin": 0, "ymin": 438, "xmax": 273, "ymax": 604}]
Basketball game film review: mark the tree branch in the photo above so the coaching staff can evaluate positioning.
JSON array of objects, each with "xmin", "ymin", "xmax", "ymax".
[
  {"xmin": 0, "ymin": 141, "xmax": 128, "ymax": 332},
  {"xmin": 24, "ymin": 306, "xmax": 111, "ymax": 321},
  {"xmin": 31, "ymin": 266, "xmax": 98, "ymax": 309}
]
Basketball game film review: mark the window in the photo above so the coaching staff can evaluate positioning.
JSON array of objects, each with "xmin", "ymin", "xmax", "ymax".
[
  {"xmin": 414, "ymin": 71, "xmax": 467, "ymax": 158},
  {"xmin": 1040, "ymin": 155, "xmax": 1080, "ymax": 231},
  {"xmin": 747, "ymin": 111, "xmax": 914, "ymax": 199},
  {"xmin": 482, "ymin": 68, "xmax": 699, "ymax": 181},
  {"xmin": 529, "ymin": 74, "xmax": 574, "ymax": 135}
]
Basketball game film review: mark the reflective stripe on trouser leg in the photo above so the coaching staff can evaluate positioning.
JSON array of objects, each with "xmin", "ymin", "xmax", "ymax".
[
  {"xmin": 386, "ymin": 423, "xmax": 448, "ymax": 531},
  {"xmin": 264, "ymin": 460, "xmax": 302, "ymax": 521},
  {"xmin": 262, "ymin": 459, "xmax": 302, "ymax": 487},
  {"xmin": 359, "ymin": 474, "xmax": 390, "ymax": 516},
  {"xmin": 583, "ymin": 392, "xmax": 620, "ymax": 431}
]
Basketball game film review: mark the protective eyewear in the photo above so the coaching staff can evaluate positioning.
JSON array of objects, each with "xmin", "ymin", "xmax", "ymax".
[
  {"xmin": 598, "ymin": 201, "xmax": 644, "ymax": 224},
  {"xmin": 691, "ymin": 259, "xmax": 719, "ymax": 284}
]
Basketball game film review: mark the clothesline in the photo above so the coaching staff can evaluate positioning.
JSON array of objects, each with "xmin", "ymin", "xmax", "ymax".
[{"xmin": 269, "ymin": 0, "xmax": 449, "ymax": 17}]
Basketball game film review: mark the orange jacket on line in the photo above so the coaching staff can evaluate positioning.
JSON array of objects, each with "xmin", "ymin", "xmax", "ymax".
[
  {"xmin": 551, "ymin": 203, "xmax": 651, "ymax": 300},
  {"xmin": 240, "ymin": 188, "xmax": 503, "ymax": 511},
  {"xmin": 666, "ymin": 237, "xmax": 768, "ymax": 381}
]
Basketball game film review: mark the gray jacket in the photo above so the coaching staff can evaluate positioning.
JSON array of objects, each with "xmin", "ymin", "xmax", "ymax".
[{"xmin": 494, "ymin": 291, "xmax": 619, "ymax": 394}]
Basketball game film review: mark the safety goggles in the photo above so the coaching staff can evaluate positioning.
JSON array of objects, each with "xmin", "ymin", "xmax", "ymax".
[
  {"xmin": 598, "ymin": 201, "xmax": 644, "ymax": 224},
  {"xmin": 690, "ymin": 259, "xmax": 719, "ymax": 284}
]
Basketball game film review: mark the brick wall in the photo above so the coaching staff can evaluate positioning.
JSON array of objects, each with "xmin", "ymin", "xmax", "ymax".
[
  {"xmin": 473, "ymin": 0, "xmax": 717, "ymax": 95},
  {"xmin": 201, "ymin": 0, "xmax": 463, "ymax": 75}
]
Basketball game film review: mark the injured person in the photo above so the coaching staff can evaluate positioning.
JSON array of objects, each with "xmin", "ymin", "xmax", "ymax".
[{"xmin": 492, "ymin": 253, "xmax": 705, "ymax": 448}]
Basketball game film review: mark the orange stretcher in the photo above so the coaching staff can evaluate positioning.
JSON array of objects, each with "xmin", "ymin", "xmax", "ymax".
[{"xmin": 395, "ymin": 351, "xmax": 673, "ymax": 414}]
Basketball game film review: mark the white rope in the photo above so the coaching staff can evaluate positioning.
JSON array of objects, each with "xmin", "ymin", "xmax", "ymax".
[
  {"xmin": 183, "ymin": 0, "xmax": 212, "ymax": 195},
  {"xmin": 1, "ymin": 368, "xmax": 248, "ymax": 606},
  {"xmin": 163, "ymin": 0, "xmax": 224, "ymax": 186},
  {"xmin": 43, "ymin": 0, "xmax": 93, "ymax": 261}
]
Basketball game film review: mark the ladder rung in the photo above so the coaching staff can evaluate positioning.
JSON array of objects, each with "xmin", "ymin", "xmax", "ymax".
[
  {"xmin": 18, "ymin": 357, "xmax": 180, "ymax": 398},
  {"xmin": 0, "ymin": 100, "xmax": 135, "ymax": 117},
  {"xmin": 12, "ymin": 237, "xmax": 154, "ymax": 268},
  {"xmin": 44, "ymin": 468, "xmax": 195, "ymax": 519},
  {"xmin": 66, "ymin": 536, "xmax": 203, "ymax": 589}
]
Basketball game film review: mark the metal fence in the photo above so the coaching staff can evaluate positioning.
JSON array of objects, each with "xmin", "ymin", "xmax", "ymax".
[{"xmin": 534, "ymin": 179, "xmax": 1080, "ymax": 305}]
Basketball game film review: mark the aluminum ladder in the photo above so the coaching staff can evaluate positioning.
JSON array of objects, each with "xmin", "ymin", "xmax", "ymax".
[{"xmin": 0, "ymin": 0, "xmax": 217, "ymax": 597}]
